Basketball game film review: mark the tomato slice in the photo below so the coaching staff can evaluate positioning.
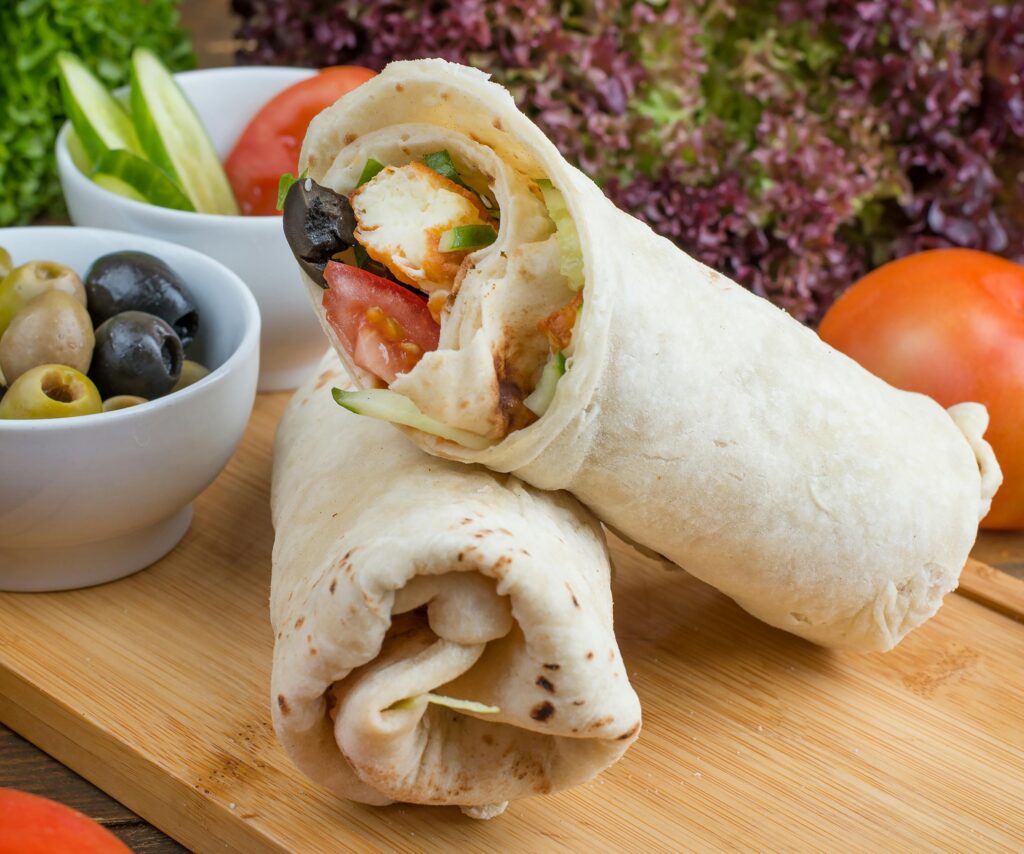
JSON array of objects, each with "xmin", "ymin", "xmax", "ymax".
[
  {"xmin": 225, "ymin": 66, "xmax": 376, "ymax": 216},
  {"xmin": 322, "ymin": 261, "xmax": 440, "ymax": 384}
]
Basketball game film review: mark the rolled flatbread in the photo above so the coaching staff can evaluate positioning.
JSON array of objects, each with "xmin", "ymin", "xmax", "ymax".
[
  {"xmin": 270, "ymin": 350, "xmax": 641, "ymax": 815},
  {"xmin": 295, "ymin": 59, "xmax": 1001, "ymax": 652}
]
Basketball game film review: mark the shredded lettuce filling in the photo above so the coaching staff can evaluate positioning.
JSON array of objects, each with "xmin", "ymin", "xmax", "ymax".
[{"xmin": 536, "ymin": 179, "xmax": 584, "ymax": 291}]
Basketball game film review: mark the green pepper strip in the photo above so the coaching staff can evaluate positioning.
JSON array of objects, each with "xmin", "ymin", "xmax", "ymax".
[
  {"xmin": 438, "ymin": 224, "xmax": 498, "ymax": 252},
  {"xmin": 423, "ymin": 149, "xmax": 500, "ymax": 217},
  {"xmin": 357, "ymin": 157, "xmax": 385, "ymax": 186},
  {"xmin": 275, "ymin": 167, "xmax": 307, "ymax": 211}
]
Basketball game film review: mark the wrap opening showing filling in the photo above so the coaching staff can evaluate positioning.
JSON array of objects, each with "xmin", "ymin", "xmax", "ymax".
[
  {"xmin": 283, "ymin": 129, "xmax": 582, "ymax": 446},
  {"xmin": 271, "ymin": 352, "xmax": 641, "ymax": 814},
  {"xmin": 287, "ymin": 59, "xmax": 1001, "ymax": 656}
]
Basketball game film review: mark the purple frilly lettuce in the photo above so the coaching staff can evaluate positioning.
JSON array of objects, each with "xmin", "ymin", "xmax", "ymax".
[{"xmin": 234, "ymin": 0, "xmax": 1024, "ymax": 324}]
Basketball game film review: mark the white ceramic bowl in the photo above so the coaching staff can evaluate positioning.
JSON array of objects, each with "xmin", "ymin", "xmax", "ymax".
[
  {"xmin": 0, "ymin": 227, "xmax": 259, "ymax": 591},
  {"xmin": 56, "ymin": 66, "xmax": 321, "ymax": 392}
]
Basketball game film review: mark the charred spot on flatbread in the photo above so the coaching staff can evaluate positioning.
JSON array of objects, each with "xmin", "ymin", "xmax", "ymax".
[{"xmin": 530, "ymin": 701, "xmax": 555, "ymax": 722}]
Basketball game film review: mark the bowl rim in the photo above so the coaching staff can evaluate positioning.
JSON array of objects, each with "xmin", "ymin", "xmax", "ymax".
[
  {"xmin": 55, "ymin": 65, "xmax": 318, "ymax": 227},
  {"xmin": 0, "ymin": 225, "xmax": 261, "ymax": 433}
]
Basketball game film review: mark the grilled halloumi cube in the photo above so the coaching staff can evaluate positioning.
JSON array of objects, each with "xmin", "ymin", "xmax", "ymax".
[{"xmin": 350, "ymin": 162, "xmax": 496, "ymax": 295}]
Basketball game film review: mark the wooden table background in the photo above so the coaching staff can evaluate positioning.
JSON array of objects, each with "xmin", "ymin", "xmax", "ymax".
[{"xmin": 4, "ymin": 2, "xmax": 1023, "ymax": 850}]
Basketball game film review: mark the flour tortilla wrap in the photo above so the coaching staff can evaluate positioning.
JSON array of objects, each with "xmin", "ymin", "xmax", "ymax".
[
  {"xmin": 299, "ymin": 59, "xmax": 1000, "ymax": 652},
  {"xmin": 270, "ymin": 351, "xmax": 641, "ymax": 815}
]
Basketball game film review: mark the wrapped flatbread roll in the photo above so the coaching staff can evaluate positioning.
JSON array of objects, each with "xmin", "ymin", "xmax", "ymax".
[
  {"xmin": 284, "ymin": 59, "xmax": 1000, "ymax": 652},
  {"xmin": 270, "ymin": 351, "xmax": 641, "ymax": 816}
]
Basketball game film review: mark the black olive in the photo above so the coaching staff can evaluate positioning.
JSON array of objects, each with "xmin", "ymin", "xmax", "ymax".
[
  {"xmin": 282, "ymin": 177, "xmax": 356, "ymax": 288},
  {"xmin": 90, "ymin": 311, "xmax": 184, "ymax": 400},
  {"xmin": 85, "ymin": 251, "xmax": 199, "ymax": 347}
]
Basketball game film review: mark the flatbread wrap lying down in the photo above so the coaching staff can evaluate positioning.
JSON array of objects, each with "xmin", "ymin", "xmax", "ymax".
[
  {"xmin": 283, "ymin": 59, "xmax": 1001, "ymax": 652},
  {"xmin": 270, "ymin": 350, "xmax": 641, "ymax": 816}
]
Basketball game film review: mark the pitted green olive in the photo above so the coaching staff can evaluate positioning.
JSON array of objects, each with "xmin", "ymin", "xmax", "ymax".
[
  {"xmin": 171, "ymin": 359, "xmax": 209, "ymax": 392},
  {"xmin": 102, "ymin": 394, "xmax": 148, "ymax": 412},
  {"xmin": 0, "ymin": 364, "xmax": 102, "ymax": 419},
  {"xmin": 0, "ymin": 247, "xmax": 11, "ymax": 279},
  {"xmin": 0, "ymin": 261, "xmax": 86, "ymax": 338},
  {"xmin": 0, "ymin": 291, "xmax": 94, "ymax": 383}
]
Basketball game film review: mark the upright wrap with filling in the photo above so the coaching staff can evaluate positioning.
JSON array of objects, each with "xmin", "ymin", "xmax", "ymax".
[
  {"xmin": 270, "ymin": 351, "xmax": 641, "ymax": 816},
  {"xmin": 296, "ymin": 59, "xmax": 1001, "ymax": 652}
]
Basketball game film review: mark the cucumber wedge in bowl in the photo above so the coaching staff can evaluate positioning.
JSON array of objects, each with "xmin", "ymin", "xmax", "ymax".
[
  {"xmin": 57, "ymin": 53, "xmax": 142, "ymax": 162},
  {"xmin": 91, "ymin": 150, "xmax": 195, "ymax": 212},
  {"xmin": 130, "ymin": 48, "xmax": 239, "ymax": 215}
]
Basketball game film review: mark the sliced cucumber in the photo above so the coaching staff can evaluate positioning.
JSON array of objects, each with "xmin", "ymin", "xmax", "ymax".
[
  {"xmin": 387, "ymin": 694, "xmax": 500, "ymax": 714},
  {"xmin": 57, "ymin": 53, "xmax": 142, "ymax": 162},
  {"xmin": 130, "ymin": 48, "xmax": 239, "ymax": 215},
  {"xmin": 64, "ymin": 128, "xmax": 93, "ymax": 174},
  {"xmin": 332, "ymin": 387, "xmax": 492, "ymax": 450},
  {"xmin": 92, "ymin": 174, "xmax": 148, "ymax": 203},
  {"xmin": 537, "ymin": 179, "xmax": 585, "ymax": 291},
  {"xmin": 91, "ymin": 149, "xmax": 195, "ymax": 211},
  {"xmin": 438, "ymin": 224, "xmax": 498, "ymax": 252},
  {"xmin": 524, "ymin": 351, "xmax": 566, "ymax": 416}
]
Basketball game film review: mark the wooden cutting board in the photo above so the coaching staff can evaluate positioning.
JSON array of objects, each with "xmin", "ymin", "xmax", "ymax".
[{"xmin": 1, "ymin": 394, "xmax": 1023, "ymax": 853}]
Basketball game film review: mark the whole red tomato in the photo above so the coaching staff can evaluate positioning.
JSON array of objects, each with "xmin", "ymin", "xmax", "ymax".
[
  {"xmin": 0, "ymin": 788, "xmax": 131, "ymax": 853},
  {"xmin": 225, "ymin": 66, "xmax": 376, "ymax": 216},
  {"xmin": 819, "ymin": 248, "xmax": 1024, "ymax": 529}
]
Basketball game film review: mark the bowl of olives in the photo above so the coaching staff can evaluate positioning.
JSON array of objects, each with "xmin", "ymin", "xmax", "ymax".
[
  {"xmin": 0, "ymin": 226, "xmax": 260, "ymax": 592},
  {"xmin": 55, "ymin": 66, "xmax": 326, "ymax": 392}
]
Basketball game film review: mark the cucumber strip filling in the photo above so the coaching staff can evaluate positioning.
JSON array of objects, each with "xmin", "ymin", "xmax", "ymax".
[{"xmin": 332, "ymin": 387, "xmax": 492, "ymax": 450}]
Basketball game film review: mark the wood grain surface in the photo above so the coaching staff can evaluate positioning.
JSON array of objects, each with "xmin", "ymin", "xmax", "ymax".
[
  {"xmin": 958, "ymin": 559, "xmax": 1024, "ymax": 623},
  {"xmin": 1, "ymin": 392, "xmax": 1022, "ymax": 853}
]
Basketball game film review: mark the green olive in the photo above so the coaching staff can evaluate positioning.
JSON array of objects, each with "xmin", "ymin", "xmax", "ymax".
[
  {"xmin": 102, "ymin": 394, "xmax": 147, "ymax": 412},
  {"xmin": 0, "ymin": 247, "xmax": 12, "ymax": 279},
  {"xmin": 0, "ymin": 364, "xmax": 102, "ymax": 419},
  {"xmin": 0, "ymin": 291, "xmax": 95, "ymax": 384},
  {"xmin": 0, "ymin": 261, "xmax": 87, "ymax": 338},
  {"xmin": 171, "ymin": 359, "xmax": 210, "ymax": 392}
]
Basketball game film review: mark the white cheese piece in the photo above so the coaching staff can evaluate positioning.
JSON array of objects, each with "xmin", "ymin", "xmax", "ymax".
[{"xmin": 351, "ymin": 162, "xmax": 493, "ymax": 294}]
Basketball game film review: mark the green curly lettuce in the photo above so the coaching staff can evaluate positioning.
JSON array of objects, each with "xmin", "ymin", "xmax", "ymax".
[{"xmin": 0, "ymin": 0, "xmax": 194, "ymax": 226}]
